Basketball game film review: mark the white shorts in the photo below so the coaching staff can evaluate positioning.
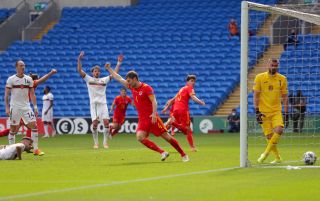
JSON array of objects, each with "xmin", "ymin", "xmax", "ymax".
[
  {"xmin": 90, "ymin": 103, "xmax": 109, "ymax": 121},
  {"xmin": 10, "ymin": 107, "xmax": 36, "ymax": 126},
  {"xmin": 42, "ymin": 109, "xmax": 53, "ymax": 122}
]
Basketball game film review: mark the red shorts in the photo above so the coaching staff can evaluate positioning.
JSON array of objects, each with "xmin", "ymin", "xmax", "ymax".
[
  {"xmin": 137, "ymin": 116, "xmax": 167, "ymax": 137},
  {"xmin": 173, "ymin": 109, "xmax": 190, "ymax": 127},
  {"xmin": 113, "ymin": 114, "xmax": 125, "ymax": 125}
]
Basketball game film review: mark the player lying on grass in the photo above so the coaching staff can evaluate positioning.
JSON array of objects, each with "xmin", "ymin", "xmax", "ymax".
[
  {"xmin": 0, "ymin": 137, "xmax": 33, "ymax": 160},
  {"xmin": 253, "ymin": 58, "xmax": 289, "ymax": 164},
  {"xmin": 162, "ymin": 75, "xmax": 205, "ymax": 152},
  {"xmin": 77, "ymin": 51, "xmax": 123, "ymax": 149},
  {"xmin": 105, "ymin": 65, "xmax": 189, "ymax": 162},
  {"xmin": 109, "ymin": 88, "xmax": 133, "ymax": 137}
]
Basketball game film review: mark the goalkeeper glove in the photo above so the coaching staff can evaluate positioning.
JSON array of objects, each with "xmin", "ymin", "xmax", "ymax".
[
  {"xmin": 255, "ymin": 108, "xmax": 265, "ymax": 124},
  {"xmin": 284, "ymin": 112, "xmax": 289, "ymax": 128}
]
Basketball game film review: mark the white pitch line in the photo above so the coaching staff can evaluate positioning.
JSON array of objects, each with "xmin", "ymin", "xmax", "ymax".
[{"xmin": 0, "ymin": 166, "xmax": 239, "ymax": 200}]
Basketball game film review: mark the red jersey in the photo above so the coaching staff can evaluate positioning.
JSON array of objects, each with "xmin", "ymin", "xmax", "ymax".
[
  {"xmin": 129, "ymin": 83, "xmax": 154, "ymax": 120},
  {"xmin": 113, "ymin": 95, "xmax": 132, "ymax": 117},
  {"xmin": 174, "ymin": 85, "xmax": 195, "ymax": 111}
]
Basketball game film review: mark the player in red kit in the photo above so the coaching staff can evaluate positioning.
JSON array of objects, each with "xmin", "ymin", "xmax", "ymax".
[
  {"xmin": 163, "ymin": 75, "xmax": 205, "ymax": 152},
  {"xmin": 109, "ymin": 88, "xmax": 132, "ymax": 136},
  {"xmin": 162, "ymin": 98, "xmax": 176, "ymax": 136},
  {"xmin": 105, "ymin": 66, "xmax": 189, "ymax": 162}
]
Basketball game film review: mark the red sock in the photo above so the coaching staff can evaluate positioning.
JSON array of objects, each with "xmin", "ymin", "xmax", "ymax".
[
  {"xmin": 168, "ymin": 137, "xmax": 186, "ymax": 157},
  {"xmin": 140, "ymin": 138, "xmax": 164, "ymax": 154},
  {"xmin": 26, "ymin": 129, "xmax": 31, "ymax": 138},
  {"xmin": 111, "ymin": 129, "xmax": 119, "ymax": 136},
  {"xmin": 171, "ymin": 122, "xmax": 188, "ymax": 134},
  {"xmin": 187, "ymin": 130, "xmax": 194, "ymax": 148},
  {"xmin": 171, "ymin": 127, "xmax": 175, "ymax": 136},
  {"xmin": 0, "ymin": 129, "xmax": 10, "ymax": 137}
]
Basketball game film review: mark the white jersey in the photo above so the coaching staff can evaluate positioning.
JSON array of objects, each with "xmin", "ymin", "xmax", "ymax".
[
  {"xmin": 0, "ymin": 143, "xmax": 25, "ymax": 160},
  {"xmin": 42, "ymin": 92, "xmax": 54, "ymax": 112},
  {"xmin": 6, "ymin": 74, "xmax": 33, "ymax": 110},
  {"xmin": 83, "ymin": 74, "xmax": 111, "ymax": 104}
]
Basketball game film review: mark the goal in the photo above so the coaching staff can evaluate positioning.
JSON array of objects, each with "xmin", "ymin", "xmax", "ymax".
[{"xmin": 240, "ymin": 1, "xmax": 320, "ymax": 167}]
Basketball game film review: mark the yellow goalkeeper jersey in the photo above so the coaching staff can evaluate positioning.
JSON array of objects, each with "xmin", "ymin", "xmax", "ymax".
[{"xmin": 253, "ymin": 72, "xmax": 288, "ymax": 113}]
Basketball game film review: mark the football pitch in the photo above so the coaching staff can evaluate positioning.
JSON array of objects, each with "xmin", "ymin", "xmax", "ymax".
[{"xmin": 0, "ymin": 133, "xmax": 319, "ymax": 201}]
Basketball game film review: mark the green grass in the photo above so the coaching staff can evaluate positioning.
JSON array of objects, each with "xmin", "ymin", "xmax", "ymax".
[{"xmin": 0, "ymin": 133, "xmax": 320, "ymax": 201}]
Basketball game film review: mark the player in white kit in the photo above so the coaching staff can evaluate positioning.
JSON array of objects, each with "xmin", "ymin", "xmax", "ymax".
[
  {"xmin": 42, "ymin": 86, "xmax": 56, "ymax": 137},
  {"xmin": 77, "ymin": 51, "xmax": 123, "ymax": 149},
  {"xmin": 4, "ymin": 60, "xmax": 43, "ymax": 155},
  {"xmin": 0, "ymin": 137, "xmax": 33, "ymax": 160}
]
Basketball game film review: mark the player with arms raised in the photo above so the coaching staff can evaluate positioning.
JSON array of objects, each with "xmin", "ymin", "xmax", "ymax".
[
  {"xmin": 109, "ymin": 88, "xmax": 132, "ymax": 137},
  {"xmin": 4, "ymin": 60, "xmax": 43, "ymax": 155},
  {"xmin": 105, "ymin": 66, "xmax": 189, "ymax": 162},
  {"xmin": 77, "ymin": 51, "xmax": 123, "ymax": 149},
  {"xmin": 254, "ymin": 58, "xmax": 289, "ymax": 164},
  {"xmin": 163, "ymin": 75, "xmax": 205, "ymax": 151}
]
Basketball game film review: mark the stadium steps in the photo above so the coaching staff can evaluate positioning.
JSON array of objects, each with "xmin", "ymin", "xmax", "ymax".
[
  {"xmin": 256, "ymin": 14, "xmax": 277, "ymax": 36},
  {"xmin": 311, "ymin": 25, "xmax": 320, "ymax": 34},
  {"xmin": 214, "ymin": 44, "xmax": 283, "ymax": 115},
  {"xmin": 33, "ymin": 21, "xmax": 58, "ymax": 40}
]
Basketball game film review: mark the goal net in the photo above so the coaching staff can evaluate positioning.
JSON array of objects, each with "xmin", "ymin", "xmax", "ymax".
[{"xmin": 240, "ymin": 1, "xmax": 320, "ymax": 167}]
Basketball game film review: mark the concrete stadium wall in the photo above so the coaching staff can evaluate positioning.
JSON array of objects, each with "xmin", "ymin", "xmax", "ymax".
[{"xmin": 0, "ymin": 0, "xmax": 133, "ymax": 8}]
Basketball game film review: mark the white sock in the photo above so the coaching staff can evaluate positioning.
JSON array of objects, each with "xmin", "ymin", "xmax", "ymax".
[
  {"xmin": 103, "ymin": 127, "xmax": 109, "ymax": 145},
  {"xmin": 8, "ymin": 133, "xmax": 15, "ymax": 145},
  {"xmin": 44, "ymin": 125, "xmax": 49, "ymax": 137},
  {"xmin": 92, "ymin": 129, "xmax": 98, "ymax": 145},
  {"xmin": 31, "ymin": 129, "xmax": 39, "ymax": 150}
]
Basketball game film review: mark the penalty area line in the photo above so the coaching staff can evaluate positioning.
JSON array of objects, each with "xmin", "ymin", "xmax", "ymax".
[{"xmin": 0, "ymin": 166, "xmax": 239, "ymax": 200}]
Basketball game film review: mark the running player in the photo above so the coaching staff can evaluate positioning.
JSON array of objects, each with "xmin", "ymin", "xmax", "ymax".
[
  {"xmin": 42, "ymin": 86, "xmax": 56, "ymax": 137},
  {"xmin": 77, "ymin": 51, "xmax": 123, "ymax": 149},
  {"xmin": 162, "ymin": 98, "xmax": 176, "ymax": 136},
  {"xmin": 105, "ymin": 66, "xmax": 189, "ymax": 162},
  {"xmin": 164, "ymin": 75, "xmax": 205, "ymax": 152},
  {"xmin": 0, "ymin": 137, "xmax": 33, "ymax": 160},
  {"xmin": 109, "ymin": 88, "xmax": 132, "ymax": 137},
  {"xmin": 254, "ymin": 58, "xmax": 289, "ymax": 164},
  {"xmin": 5, "ymin": 60, "xmax": 43, "ymax": 155}
]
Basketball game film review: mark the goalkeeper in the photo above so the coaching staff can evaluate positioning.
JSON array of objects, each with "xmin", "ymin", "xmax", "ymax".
[{"xmin": 253, "ymin": 58, "xmax": 289, "ymax": 164}]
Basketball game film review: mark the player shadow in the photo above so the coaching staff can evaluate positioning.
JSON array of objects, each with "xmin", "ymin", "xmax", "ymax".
[{"xmin": 108, "ymin": 160, "xmax": 181, "ymax": 166}]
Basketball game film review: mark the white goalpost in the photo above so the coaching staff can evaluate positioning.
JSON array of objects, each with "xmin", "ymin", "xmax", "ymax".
[{"xmin": 240, "ymin": 1, "xmax": 320, "ymax": 168}]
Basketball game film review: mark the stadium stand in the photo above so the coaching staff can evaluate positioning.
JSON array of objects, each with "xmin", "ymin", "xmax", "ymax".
[
  {"xmin": 0, "ymin": 0, "xmax": 274, "ymax": 117},
  {"xmin": 247, "ymin": 34, "xmax": 320, "ymax": 115},
  {"xmin": 0, "ymin": 8, "xmax": 15, "ymax": 23}
]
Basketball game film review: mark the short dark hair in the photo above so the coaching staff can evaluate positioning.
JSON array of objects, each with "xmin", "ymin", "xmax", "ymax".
[
  {"xmin": 45, "ymin": 86, "xmax": 51, "ymax": 92},
  {"xmin": 21, "ymin": 137, "xmax": 33, "ymax": 143},
  {"xmin": 29, "ymin": 73, "xmax": 39, "ymax": 80},
  {"xmin": 125, "ymin": 70, "xmax": 139, "ymax": 81},
  {"xmin": 15, "ymin": 60, "xmax": 23, "ymax": 67},
  {"xmin": 269, "ymin": 58, "xmax": 279, "ymax": 63},
  {"xmin": 186, "ymin": 74, "xmax": 196, "ymax": 81},
  {"xmin": 91, "ymin": 65, "xmax": 101, "ymax": 73},
  {"xmin": 120, "ymin": 88, "xmax": 127, "ymax": 92}
]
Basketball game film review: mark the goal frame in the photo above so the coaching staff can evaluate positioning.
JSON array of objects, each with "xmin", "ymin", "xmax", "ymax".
[{"xmin": 240, "ymin": 1, "xmax": 320, "ymax": 168}]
